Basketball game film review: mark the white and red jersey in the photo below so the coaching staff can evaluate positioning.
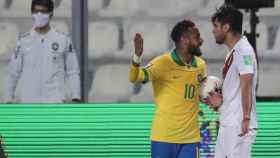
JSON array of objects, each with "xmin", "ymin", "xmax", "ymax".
[{"xmin": 219, "ymin": 36, "xmax": 258, "ymax": 129}]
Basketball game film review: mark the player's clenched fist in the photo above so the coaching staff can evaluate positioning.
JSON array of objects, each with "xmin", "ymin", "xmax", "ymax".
[{"xmin": 134, "ymin": 33, "xmax": 144, "ymax": 57}]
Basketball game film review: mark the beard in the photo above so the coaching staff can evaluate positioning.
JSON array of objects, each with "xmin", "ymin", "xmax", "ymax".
[
  {"xmin": 194, "ymin": 47, "xmax": 202, "ymax": 57},
  {"xmin": 215, "ymin": 34, "xmax": 226, "ymax": 44},
  {"xmin": 188, "ymin": 44, "xmax": 201, "ymax": 56}
]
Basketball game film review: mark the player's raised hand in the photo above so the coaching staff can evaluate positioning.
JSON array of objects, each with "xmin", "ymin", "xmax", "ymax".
[{"xmin": 134, "ymin": 33, "xmax": 143, "ymax": 57}]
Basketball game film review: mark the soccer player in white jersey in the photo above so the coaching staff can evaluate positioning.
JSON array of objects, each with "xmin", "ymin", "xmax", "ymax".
[{"xmin": 209, "ymin": 5, "xmax": 258, "ymax": 158}]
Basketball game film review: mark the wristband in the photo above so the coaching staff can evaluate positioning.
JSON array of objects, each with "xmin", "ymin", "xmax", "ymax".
[
  {"xmin": 133, "ymin": 54, "xmax": 142, "ymax": 64},
  {"xmin": 243, "ymin": 115, "xmax": 251, "ymax": 120}
]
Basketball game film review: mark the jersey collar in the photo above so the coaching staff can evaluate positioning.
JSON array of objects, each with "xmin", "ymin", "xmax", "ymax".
[
  {"xmin": 171, "ymin": 50, "xmax": 197, "ymax": 68},
  {"xmin": 31, "ymin": 27, "xmax": 53, "ymax": 37}
]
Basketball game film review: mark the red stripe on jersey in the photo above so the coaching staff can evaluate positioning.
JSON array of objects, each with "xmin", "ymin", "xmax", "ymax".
[{"xmin": 223, "ymin": 50, "xmax": 235, "ymax": 79}]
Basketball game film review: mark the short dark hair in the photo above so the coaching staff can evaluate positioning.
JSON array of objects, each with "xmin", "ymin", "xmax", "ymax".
[
  {"xmin": 171, "ymin": 20, "xmax": 195, "ymax": 44},
  {"xmin": 211, "ymin": 4, "xmax": 243, "ymax": 34},
  {"xmin": 31, "ymin": 0, "xmax": 54, "ymax": 13}
]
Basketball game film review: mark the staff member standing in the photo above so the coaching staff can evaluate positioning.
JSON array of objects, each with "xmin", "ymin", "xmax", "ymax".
[{"xmin": 4, "ymin": 0, "xmax": 81, "ymax": 103}]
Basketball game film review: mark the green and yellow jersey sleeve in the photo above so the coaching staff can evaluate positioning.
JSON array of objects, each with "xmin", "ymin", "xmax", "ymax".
[{"xmin": 129, "ymin": 55, "xmax": 168, "ymax": 84}]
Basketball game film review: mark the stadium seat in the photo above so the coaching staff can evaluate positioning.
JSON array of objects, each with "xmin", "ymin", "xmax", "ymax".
[
  {"xmin": 97, "ymin": 0, "xmax": 145, "ymax": 17},
  {"xmin": 88, "ymin": 22, "xmax": 119, "ymax": 59},
  {"xmin": 0, "ymin": 63, "xmax": 8, "ymax": 103},
  {"xmin": 146, "ymin": 0, "xmax": 201, "ymax": 17},
  {"xmin": 270, "ymin": 27, "xmax": 280, "ymax": 54},
  {"xmin": 88, "ymin": 0, "xmax": 103, "ymax": 12},
  {"xmin": 51, "ymin": 21, "xmax": 69, "ymax": 34},
  {"xmin": 1, "ymin": 0, "xmax": 32, "ymax": 17},
  {"xmin": 256, "ymin": 25, "xmax": 280, "ymax": 60},
  {"xmin": 112, "ymin": 50, "xmax": 130, "ymax": 59},
  {"xmin": 197, "ymin": 0, "xmax": 224, "ymax": 17},
  {"xmin": 258, "ymin": 62, "xmax": 280, "ymax": 96},
  {"xmin": 0, "ymin": 0, "xmax": 4, "ymax": 7},
  {"xmin": 259, "ymin": 0, "xmax": 280, "ymax": 16},
  {"xmin": 88, "ymin": 63, "xmax": 133, "ymax": 103},
  {"xmin": 127, "ymin": 21, "xmax": 168, "ymax": 58},
  {"xmin": 244, "ymin": 22, "xmax": 268, "ymax": 53},
  {"xmin": 54, "ymin": 0, "xmax": 71, "ymax": 17},
  {"xmin": 0, "ymin": 0, "xmax": 5, "ymax": 17},
  {"xmin": 0, "ymin": 22, "xmax": 18, "ymax": 58},
  {"xmin": 196, "ymin": 21, "xmax": 228, "ymax": 59},
  {"xmin": 130, "ymin": 83, "xmax": 154, "ymax": 103}
]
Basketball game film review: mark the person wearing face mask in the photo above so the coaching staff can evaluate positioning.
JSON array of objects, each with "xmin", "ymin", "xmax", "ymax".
[
  {"xmin": 129, "ymin": 20, "xmax": 206, "ymax": 158},
  {"xmin": 3, "ymin": 0, "xmax": 81, "ymax": 103}
]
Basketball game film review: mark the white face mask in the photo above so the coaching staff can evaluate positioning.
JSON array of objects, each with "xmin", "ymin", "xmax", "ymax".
[{"xmin": 32, "ymin": 12, "xmax": 50, "ymax": 29}]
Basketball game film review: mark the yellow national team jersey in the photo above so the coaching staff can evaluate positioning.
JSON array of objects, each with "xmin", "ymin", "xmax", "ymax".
[{"xmin": 129, "ymin": 50, "xmax": 207, "ymax": 144}]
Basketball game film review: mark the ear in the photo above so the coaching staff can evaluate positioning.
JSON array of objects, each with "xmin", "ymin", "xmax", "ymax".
[{"xmin": 222, "ymin": 24, "xmax": 230, "ymax": 33}]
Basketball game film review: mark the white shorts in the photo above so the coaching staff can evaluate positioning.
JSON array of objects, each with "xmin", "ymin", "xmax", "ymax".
[{"xmin": 214, "ymin": 125, "xmax": 257, "ymax": 158}]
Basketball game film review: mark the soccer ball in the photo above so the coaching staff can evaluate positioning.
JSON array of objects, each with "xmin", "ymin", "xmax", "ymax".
[{"xmin": 200, "ymin": 76, "xmax": 223, "ymax": 100}]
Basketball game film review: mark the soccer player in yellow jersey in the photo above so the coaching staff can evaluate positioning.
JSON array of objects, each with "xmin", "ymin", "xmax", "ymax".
[{"xmin": 129, "ymin": 20, "xmax": 206, "ymax": 158}]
